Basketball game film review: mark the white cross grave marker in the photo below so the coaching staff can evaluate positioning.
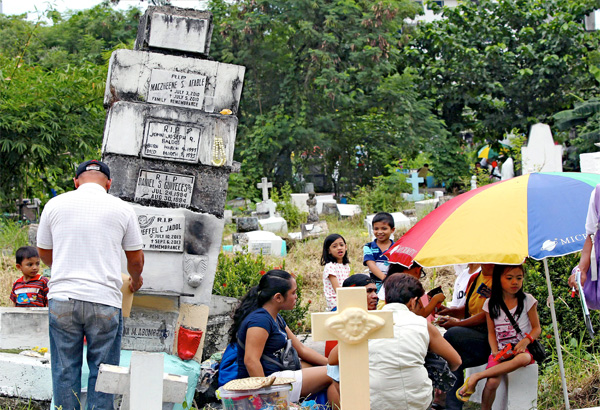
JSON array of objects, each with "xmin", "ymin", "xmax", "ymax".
[
  {"xmin": 96, "ymin": 351, "xmax": 188, "ymax": 410},
  {"xmin": 312, "ymin": 287, "xmax": 394, "ymax": 410},
  {"xmin": 257, "ymin": 177, "xmax": 273, "ymax": 202},
  {"xmin": 406, "ymin": 172, "xmax": 424, "ymax": 201}
]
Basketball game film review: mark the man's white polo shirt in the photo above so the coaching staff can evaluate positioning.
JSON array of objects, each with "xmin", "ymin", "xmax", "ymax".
[{"xmin": 37, "ymin": 182, "xmax": 143, "ymax": 309}]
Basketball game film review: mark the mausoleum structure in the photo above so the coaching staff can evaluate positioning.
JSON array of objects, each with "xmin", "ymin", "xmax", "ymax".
[{"xmin": 101, "ymin": 5, "xmax": 245, "ymax": 360}]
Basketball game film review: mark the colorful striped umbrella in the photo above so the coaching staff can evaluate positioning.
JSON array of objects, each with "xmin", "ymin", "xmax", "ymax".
[
  {"xmin": 385, "ymin": 172, "xmax": 600, "ymax": 268},
  {"xmin": 384, "ymin": 171, "xmax": 600, "ymax": 410}
]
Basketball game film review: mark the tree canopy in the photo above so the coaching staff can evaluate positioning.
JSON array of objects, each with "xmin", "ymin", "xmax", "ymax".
[
  {"xmin": 0, "ymin": 4, "xmax": 139, "ymax": 209},
  {"xmin": 404, "ymin": 0, "xmax": 600, "ymax": 142}
]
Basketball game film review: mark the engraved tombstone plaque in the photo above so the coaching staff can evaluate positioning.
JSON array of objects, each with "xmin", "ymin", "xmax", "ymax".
[
  {"xmin": 134, "ymin": 170, "xmax": 195, "ymax": 206},
  {"xmin": 143, "ymin": 120, "xmax": 202, "ymax": 163},
  {"xmin": 137, "ymin": 214, "xmax": 185, "ymax": 252},
  {"xmin": 147, "ymin": 69, "xmax": 206, "ymax": 109}
]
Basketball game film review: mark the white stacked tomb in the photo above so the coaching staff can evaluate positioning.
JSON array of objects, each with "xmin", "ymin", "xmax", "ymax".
[{"xmin": 101, "ymin": 5, "xmax": 245, "ymax": 359}]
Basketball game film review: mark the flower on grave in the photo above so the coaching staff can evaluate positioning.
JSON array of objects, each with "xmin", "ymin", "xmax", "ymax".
[
  {"xmin": 220, "ymin": 109, "xmax": 233, "ymax": 115},
  {"xmin": 308, "ymin": 300, "xmax": 312, "ymax": 304},
  {"xmin": 222, "ymin": 283, "xmax": 227, "ymax": 287},
  {"xmin": 259, "ymin": 270, "xmax": 266, "ymax": 275},
  {"xmin": 546, "ymin": 334, "xmax": 552, "ymax": 339}
]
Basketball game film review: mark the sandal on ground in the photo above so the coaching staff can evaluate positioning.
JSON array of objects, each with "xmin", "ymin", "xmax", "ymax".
[
  {"xmin": 455, "ymin": 377, "xmax": 475, "ymax": 402},
  {"xmin": 431, "ymin": 404, "xmax": 445, "ymax": 409}
]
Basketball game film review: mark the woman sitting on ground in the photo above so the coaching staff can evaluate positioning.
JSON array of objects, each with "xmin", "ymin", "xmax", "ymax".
[
  {"xmin": 369, "ymin": 274, "xmax": 462, "ymax": 410},
  {"xmin": 230, "ymin": 269, "xmax": 336, "ymax": 405}
]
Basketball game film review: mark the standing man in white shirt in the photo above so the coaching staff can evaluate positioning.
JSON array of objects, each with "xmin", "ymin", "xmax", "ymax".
[{"xmin": 37, "ymin": 160, "xmax": 144, "ymax": 410}]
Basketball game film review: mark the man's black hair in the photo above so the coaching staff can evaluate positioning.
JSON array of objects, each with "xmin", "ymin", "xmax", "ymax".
[
  {"xmin": 342, "ymin": 274, "xmax": 375, "ymax": 287},
  {"xmin": 372, "ymin": 212, "xmax": 394, "ymax": 229},
  {"xmin": 16, "ymin": 246, "xmax": 39, "ymax": 265}
]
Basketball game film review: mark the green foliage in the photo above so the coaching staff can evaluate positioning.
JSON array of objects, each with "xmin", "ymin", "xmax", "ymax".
[
  {"xmin": 352, "ymin": 163, "xmax": 411, "ymax": 214},
  {"xmin": 209, "ymin": 0, "xmax": 447, "ymax": 194},
  {"xmin": 0, "ymin": 219, "xmax": 29, "ymax": 252},
  {"xmin": 524, "ymin": 254, "xmax": 600, "ymax": 356},
  {"xmin": 404, "ymin": 0, "xmax": 600, "ymax": 144},
  {"xmin": 427, "ymin": 133, "xmax": 471, "ymax": 192},
  {"xmin": 554, "ymin": 98, "xmax": 600, "ymax": 171},
  {"xmin": 271, "ymin": 182, "xmax": 307, "ymax": 229},
  {"xmin": 0, "ymin": 5, "xmax": 139, "ymax": 210},
  {"xmin": 213, "ymin": 253, "xmax": 310, "ymax": 333}
]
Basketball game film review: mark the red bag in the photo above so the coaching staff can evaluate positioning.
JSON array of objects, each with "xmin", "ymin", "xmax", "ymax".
[{"xmin": 177, "ymin": 326, "xmax": 203, "ymax": 361}]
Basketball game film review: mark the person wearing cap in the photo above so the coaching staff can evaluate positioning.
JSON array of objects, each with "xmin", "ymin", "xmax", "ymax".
[{"xmin": 37, "ymin": 159, "xmax": 144, "ymax": 410}]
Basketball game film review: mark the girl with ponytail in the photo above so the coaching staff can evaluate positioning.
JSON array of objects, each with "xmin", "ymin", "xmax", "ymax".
[{"xmin": 230, "ymin": 270, "xmax": 337, "ymax": 406}]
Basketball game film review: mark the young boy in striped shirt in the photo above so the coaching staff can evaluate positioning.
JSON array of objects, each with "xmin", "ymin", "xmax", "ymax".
[{"xmin": 10, "ymin": 246, "xmax": 49, "ymax": 307}]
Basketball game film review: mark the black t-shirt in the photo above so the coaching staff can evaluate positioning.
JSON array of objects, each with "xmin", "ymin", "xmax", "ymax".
[{"xmin": 237, "ymin": 308, "xmax": 288, "ymax": 377}]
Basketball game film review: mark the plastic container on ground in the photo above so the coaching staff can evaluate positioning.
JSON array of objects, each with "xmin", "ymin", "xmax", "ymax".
[{"xmin": 216, "ymin": 384, "xmax": 292, "ymax": 410}]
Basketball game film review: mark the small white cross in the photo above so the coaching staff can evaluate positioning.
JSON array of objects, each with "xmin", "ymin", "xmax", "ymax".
[
  {"xmin": 257, "ymin": 177, "xmax": 273, "ymax": 202},
  {"xmin": 96, "ymin": 351, "xmax": 188, "ymax": 410},
  {"xmin": 312, "ymin": 287, "xmax": 394, "ymax": 410}
]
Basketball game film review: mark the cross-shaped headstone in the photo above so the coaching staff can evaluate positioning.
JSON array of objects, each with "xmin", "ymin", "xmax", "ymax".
[
  {"xmin": 406, "ymin": 172, "xmax": 424, "ymax": 201},
  {"xmin": 96, "ymin": 351, "xmax": 188, "ymax": 410},
  {"xmin": 257, "ymin": 177, "xmax": 272, "ymax": 202},
  {"xmin": 312, "ymin": 287, "xmax": 393, "ymax": 410}
]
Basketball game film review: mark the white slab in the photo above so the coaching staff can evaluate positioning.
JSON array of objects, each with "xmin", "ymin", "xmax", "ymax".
[
  {"xmin": 364, "ymin": 212, "xmax": 412, "ymax": 239},
  {"xmin": 104, "ymin": 49, "xmax": 245, "ymax": 114},
  {"xmin": 148, "ymin": 13, "xmax": 210, "ymax": 54},
  {"xmin": 243, "ymin": 230, "xmax": 285, "ymax": 257},
  {"xmin": 122, "ymin": 307, "xmax": 179, "ymax": 353},
  {"xmin": 291, "ymin": 193, "xmax": 309, "ymax": 213},
  {"xmin": 102, "ymin": 102, "xmax": 237, "ymax": 167},
  {"xmin": 258, "ymin": 216, "xmax": 288, "ymax": 235},
  {"xmin": 135, "ymin": 170, "xmax": 195, "ymax": 207},
  {"xmin": 0, "ymin": 353, "xmax": 52, "ymax": 400},
  {"xmin": 415, "ymin": 199, "xmax": 439, "ymax": 218},
  {"xmin": 337, "ymin": 204, "xmax": 361, "ymax": 217},
  {"xmin": 467, "ymin": 363, "xmax": 538, "ymax": 410},
  {"xmin": 316, "ymin": 194, "xmax": 337, "ymax": 214},
  {"xmin": 0, "ymin": 307, "xmax": 48, "ymax": 350},
  {"xmin": 580, "ymin": 152, "xmax": 600, "ymax": 174},
  {"xmin": 521, "ymin": 123, "xmax": 563, "ymax": 174}
]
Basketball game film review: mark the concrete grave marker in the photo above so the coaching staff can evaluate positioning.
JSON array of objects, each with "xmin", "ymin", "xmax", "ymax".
[
  {"xmin": 134, "ymin": 170, "xmax": 195, "ymax": 207},
  {"xmin": 406, "ymin": 172, "xmax": 424, "ymax": 201},
  {"xmin": 521, "ymin": 123, "xmax": 563, "ymax": 174},
  {"xmin": 135, "ymin": 7, "xmax": 213, "ymax": 56},
  {"xmin": 257, "ymin": 177, "xmax": 273, "ymax": 202},
  {"xmin": 312, "ymin": 288, "xmax": 393, "ymax": 410},
  {"xmin": 104, "ymin": 49, "xmax": 245, "ymax": 115},
  {"xmin": 96, "ymin": 351, "xmax": 188, "ymax": 410},
  {"xmin": 138, "ymin": 214, "xmax": 185, "ymax": 252}
]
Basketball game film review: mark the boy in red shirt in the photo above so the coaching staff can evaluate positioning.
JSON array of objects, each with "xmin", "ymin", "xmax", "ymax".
[{"xmin": 10, "ymin": 246, "xmax": 49, "ymax": 307}]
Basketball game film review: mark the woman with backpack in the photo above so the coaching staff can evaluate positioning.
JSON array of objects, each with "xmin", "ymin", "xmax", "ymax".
[{"xmin": 228, "ymin": 269, "xmax": 336, "ymax": 406}]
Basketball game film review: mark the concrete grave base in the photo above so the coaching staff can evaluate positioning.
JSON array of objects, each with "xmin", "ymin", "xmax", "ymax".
[
  {"xmin": 0, "ymin": 353, "xmax": 52, "ymax": 401},
  {"xmin": 0, "ymin": 307, "xmax": 48, "ymax": 350},
  {"xmin": 301, "ymin": 221, "xmax": 329, "ymax": 239},
  {"xmin": 466, "ymin": 363, "xmax": 538, "ymax": 410},
  {"xmin": 258, "ymin": 215, "xmax": 288, "ymax": 234},
  {"xmin": 415, "ymin": 198, "xmax": 439, "ymax": 218},
  {"xmin": 233, "ymin": 231, "xmax": 285, "ymax": 256}
]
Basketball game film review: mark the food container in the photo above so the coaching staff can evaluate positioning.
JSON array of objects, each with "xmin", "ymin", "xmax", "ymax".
[{"xmin": 216, "ymin": 384, "xmax": 292, "ymax": 410}]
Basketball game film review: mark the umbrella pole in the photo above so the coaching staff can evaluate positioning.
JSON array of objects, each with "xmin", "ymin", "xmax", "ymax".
[{"xmin": 543, "ymin": 258, "xmax": 570, "ymax": 410}]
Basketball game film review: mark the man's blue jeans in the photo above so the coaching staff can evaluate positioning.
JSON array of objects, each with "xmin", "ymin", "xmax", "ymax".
[
  {"xmin": 49, "ymin": 299, "xmax": 122, "ymax": 410},
  {"xmin": 443, "ymin": 325, "xmax": 490, "ymax": 410}
]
